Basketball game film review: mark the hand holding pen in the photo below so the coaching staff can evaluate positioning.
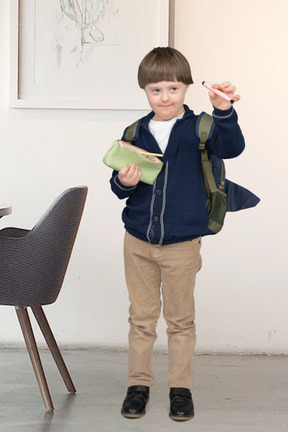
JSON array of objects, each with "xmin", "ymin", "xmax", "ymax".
[{"xmin": 202, "ymin": 81, "xmax": 240, "ymax": 110}]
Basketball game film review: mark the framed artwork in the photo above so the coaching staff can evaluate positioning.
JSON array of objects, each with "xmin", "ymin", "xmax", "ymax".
[{"xmin": 9, "ymin": 0, "xmax": 174, "ymax": 110}]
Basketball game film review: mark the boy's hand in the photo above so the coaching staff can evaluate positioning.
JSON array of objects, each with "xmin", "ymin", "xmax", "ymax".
[
  {"xmin": 118, "ymin": 164, "xmax": 142, "ymax": 186},
  {"xmin": 208, "ymin": 81, "xmax": 240, "ymax": 110}
]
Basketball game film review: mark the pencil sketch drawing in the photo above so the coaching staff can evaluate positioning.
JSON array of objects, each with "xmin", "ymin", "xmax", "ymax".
[
  {"xmin": 56, "ymin": 0, "xmax": 120, "ymax": 68},
  {"xmin": 17, "ymin": 0, "xmax": 168, "ymax": 108}
]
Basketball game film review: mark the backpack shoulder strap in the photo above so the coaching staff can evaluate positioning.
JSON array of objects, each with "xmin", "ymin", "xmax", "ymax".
[
  {"xmin": 198, "ymin": 113, "xmax": 218, "ymax": 194},
  {"xmin": 123, "ymin": 119, "xmax": 141, "ymax": 143},
  {"xmin": 197, "ymin": 113, "xmax": 214, "ymax": 151}
]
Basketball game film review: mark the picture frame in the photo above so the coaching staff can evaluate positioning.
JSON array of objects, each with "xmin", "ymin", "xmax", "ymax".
[{"xmin": 9, "ymin": 0, "xmax": 175, "ymax": 110}]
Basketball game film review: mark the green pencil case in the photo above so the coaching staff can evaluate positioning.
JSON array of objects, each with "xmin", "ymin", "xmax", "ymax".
[{"xmin": 103, "ymin": 140, "xmax": 163, "ymax": 185}]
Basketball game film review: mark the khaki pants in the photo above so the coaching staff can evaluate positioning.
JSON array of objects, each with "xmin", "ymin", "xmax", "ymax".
[{"xmin": 124, "ymin": 231, "xmax": 202, "ymax": 390}]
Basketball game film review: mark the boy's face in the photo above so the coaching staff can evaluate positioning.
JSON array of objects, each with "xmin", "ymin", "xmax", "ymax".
[{"xmin": 144, "ymin": 81, "xmax": 189, "ymax": 122}]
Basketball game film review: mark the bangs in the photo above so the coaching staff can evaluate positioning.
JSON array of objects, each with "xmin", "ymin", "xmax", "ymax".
[{"xmin": 141, "ymin": 65, "xmax": 182, "ymax": 86}]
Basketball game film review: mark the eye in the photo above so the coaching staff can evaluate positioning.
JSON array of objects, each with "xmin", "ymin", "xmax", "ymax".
[
  {"xmin": 152, "ymin": 88, "xmax": 160, "ymax": 94},
  {"xmin": 170, "ymin": 87, "xmax": 177, "ymax": 92}
]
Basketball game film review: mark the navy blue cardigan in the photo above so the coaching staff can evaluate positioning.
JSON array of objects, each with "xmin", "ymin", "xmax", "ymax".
[{"xmin": 110, "ymin": 105, "xmax": 245, "ymax": 245}]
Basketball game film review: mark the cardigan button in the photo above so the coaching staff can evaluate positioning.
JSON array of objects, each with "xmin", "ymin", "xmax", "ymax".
[
  {"xmin": 156, "ymin": 189, "xmax": 162, "ymax": 195},
  {"xmin": 153, "ymin": 216, "xmax": 159, "ymax": 222}
]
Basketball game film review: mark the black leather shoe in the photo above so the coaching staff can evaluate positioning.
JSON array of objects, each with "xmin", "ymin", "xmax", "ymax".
[
  {"xmin": 169, "ymin": 387, "xmax": 194, "ymax": 421},
  {"xmin": 121, "ymin": 385, "xmax": 150, "ymax": 418}
]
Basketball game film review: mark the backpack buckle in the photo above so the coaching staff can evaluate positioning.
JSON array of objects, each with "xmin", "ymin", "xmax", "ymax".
[
  {"xmin": 199, "ymin": 141, "xmax": 206, "ymax": 151},
  {"xmin": 199, "ymin": 131, "xmax": 208, "ymax": 151}
]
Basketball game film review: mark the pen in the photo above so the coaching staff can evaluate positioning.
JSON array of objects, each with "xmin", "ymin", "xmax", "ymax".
[
  {"xmin": 202, "ymin": 81, "xmax": 234, "ymax": 104},
  {"xmin": 118, "ymin": 141, "xmax": 163, "ymax": 157},
  {"xmin": 140, "ymin": 151, "xmax": 163, "ymax": 157}
]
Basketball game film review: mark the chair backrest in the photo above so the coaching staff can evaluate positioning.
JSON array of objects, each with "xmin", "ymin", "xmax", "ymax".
[{"xmin": 0, "ymin": 186, "xmax": 88, "ymax": 307}]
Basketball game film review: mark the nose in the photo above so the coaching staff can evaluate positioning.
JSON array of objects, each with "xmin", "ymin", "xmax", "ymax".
[{"xmin": 161, "ymin": 90, "xmax": 170, "ymax": 102}]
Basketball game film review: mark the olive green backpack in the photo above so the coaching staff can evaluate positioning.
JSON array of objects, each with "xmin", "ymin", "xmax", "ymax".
[{"xmin": 124, "ymin": 113, "xmax": 259, "ymax": 234}]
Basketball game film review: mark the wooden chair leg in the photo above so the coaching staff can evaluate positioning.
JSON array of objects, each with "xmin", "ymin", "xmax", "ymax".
[
  {"xmin": 15, "ymin": 307, "xmax": 54, "ymax": 411},
  {"xmin": 32, "ymin": 306, "xmax": 76, "ymax": 394}
]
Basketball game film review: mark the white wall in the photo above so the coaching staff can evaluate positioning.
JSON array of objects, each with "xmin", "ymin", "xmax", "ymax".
[
  {"xmin": 175, "ymin": 0, "xmax": 288, "ymax": 354},
  {"xmin": 0, "ymin": 0, "xmax": 287, "ymax": 354}
]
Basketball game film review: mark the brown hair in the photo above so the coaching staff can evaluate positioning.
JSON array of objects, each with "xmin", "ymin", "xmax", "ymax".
[{"xmin": 138, "ymin": 47, "xmax": 193, "ymax": 89}]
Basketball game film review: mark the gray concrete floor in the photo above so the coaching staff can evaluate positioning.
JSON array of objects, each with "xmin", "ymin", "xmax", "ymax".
[{"xmin": 0, "ymin": 348, "xmax": 287, "ymax": 432}]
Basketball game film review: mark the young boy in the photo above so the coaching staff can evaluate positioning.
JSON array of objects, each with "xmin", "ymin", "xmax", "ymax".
[{"xmin": 109, "ymin": 47, "xmax": 244, "ymax": 421}]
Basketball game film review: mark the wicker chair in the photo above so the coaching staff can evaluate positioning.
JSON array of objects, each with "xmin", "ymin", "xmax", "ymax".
[{"xmin": 0, "ymin": 186, "xmax": 88, "ymax": 411}]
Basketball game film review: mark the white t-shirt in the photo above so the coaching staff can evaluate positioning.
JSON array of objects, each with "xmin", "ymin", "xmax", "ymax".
[{"xmin": 149, "ymin": 113, "xmax": 184, "ymax": 153}]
